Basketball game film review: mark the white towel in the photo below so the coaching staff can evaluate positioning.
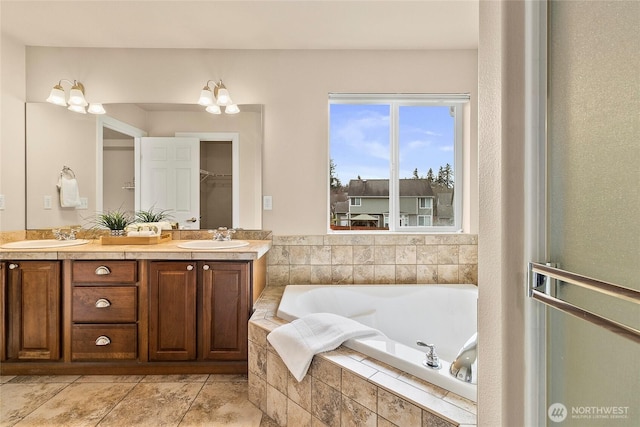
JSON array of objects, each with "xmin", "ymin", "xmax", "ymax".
[
  {"xmin": 57, "ymin": 176, "xmax": 81, "ymax": 208},
  {"xmin": 267, "ymin": 313, "xmax": 383, "ymax": 381}
]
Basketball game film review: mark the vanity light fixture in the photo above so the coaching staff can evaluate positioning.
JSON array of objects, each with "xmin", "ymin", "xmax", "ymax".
[
  {"xmin": 46, "ymin": 79, "xmax": 106, "ymax": 114},
  {"xmin": 197, "ymin": 79, "xmax": 240, "ymax": 114}
]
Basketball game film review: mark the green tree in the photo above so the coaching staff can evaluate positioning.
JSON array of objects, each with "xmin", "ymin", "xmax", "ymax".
[
  {"xmin": 426, "ymin": 168, "xmax": 434, "ymax": 183},
  {"xmin": 412, "ymin": 168, "xmax": 419, "ymax": 179},
  {"xmin": 442, "ymin": 163, "xmax": 454, "ymax": 188},
  {"xmin": 330, "ymin": 159, "xmax": 342, "ymax": 189}
]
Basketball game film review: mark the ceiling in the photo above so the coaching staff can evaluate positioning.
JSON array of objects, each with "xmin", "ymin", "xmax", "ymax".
[{"xmin": 1, "ymin": 1, "xmax": 478, "ymax": 50}]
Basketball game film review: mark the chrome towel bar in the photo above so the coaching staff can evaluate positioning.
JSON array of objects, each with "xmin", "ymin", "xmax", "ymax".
[{"xmin": 528, "ymin": 262, "xmax": 640, "ymax": 344}]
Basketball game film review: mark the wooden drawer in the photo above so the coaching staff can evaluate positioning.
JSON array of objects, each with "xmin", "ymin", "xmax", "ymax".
[
  {"xmin": 72, "ymin": 261, "xmax": 137, "ymax": 284},
  {"xmin": 73, "ymin": 286, "xmax": 137, "ymax": 323},
  {"xmin": 71, "ymin": 324, "xmax": 137, "ymax": 361}
]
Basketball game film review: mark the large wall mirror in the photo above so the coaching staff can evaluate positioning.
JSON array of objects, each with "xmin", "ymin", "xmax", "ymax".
[{"xmin": 26, "ymin": 103, "xmax": 263, "ymax": 230}]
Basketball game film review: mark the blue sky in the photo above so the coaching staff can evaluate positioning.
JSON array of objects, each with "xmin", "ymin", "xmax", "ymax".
[{"xmin": 330, "ymin": 103, "xmax": 454, "ymax": 185}]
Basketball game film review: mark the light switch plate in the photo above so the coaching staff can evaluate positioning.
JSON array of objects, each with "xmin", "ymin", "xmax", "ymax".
[
  {"xmin": 44, "ymin": 195, "xmax": 52, "ymax": 209},
  {"xmin": 78, "ymin": 197, "xmax": 89, "ymax": 210},
  {"xmin": 263, "ymin": 195, "xmax": 273, "ymax": 210},
  {"xmin": 0, "ymin": 194, "xmax": 5, "ymax": 210}
]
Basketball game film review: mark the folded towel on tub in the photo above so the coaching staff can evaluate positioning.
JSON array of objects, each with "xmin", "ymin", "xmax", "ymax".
[
  {"xmin": 267, "ymin": 312, "xmax": 383, "ymax": 381},
  {"xmin": 57, "ymin": 176, "xmax": 81, "ymax": 208}
]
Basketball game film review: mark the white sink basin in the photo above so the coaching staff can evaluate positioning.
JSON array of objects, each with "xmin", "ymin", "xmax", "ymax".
[
  {"xmin": 177, "ymin": 240, "xmax": 250, "ymax": 250},
  {"xmin": 1, "ymin": 239, "xmax": 91, "ymax": 249}
]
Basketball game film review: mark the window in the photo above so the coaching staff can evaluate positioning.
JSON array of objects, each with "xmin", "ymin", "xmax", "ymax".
[
  {"xmin": 418, "ymin": 215, "xmax": 432, "ymax": 226},
  {"xmin": 329, "ymin": 94, "xmax": 466, "ymax": 232}
]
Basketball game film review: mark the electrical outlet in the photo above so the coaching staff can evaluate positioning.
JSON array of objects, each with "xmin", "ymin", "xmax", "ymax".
[
  {"xmin": 78, "ymin": 197, "xmax": 89, "ymax": 210},
  {"xmin": 0, "ymin": 194, "xmax": 5, "ymax": 210},
  {"xmin": 263, "ymin": 195, "xmax": 273, "ymax": 210},
  {"xmin": 44, "ymin": 195, "xmax": 52, "ymax": 209}
]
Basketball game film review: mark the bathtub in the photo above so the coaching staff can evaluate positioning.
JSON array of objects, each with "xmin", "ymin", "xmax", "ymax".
[{"xmin": 276, "ymin": 284, "xmax": 478, "ymax": 402}]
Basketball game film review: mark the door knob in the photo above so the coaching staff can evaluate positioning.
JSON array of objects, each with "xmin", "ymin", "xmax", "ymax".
[
  {"xmin": 186, "ymin": 217, "xmax": 197, "ymax": 223},
  {"xmin": 8, "ymin": 263, "xmax": 19, "ymax": 270},
  {"xmin": 186, "ymin": 265, "xmax": 194, "ymax": 271},
  {"xmin": 202, "ymin": 264, "xmax": 210, "ymax": 270}
]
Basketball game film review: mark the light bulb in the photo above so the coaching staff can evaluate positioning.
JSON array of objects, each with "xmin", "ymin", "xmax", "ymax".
[
  {"xmin": 225, "ymin": 104, "xmax": 240, "ymax": 114},
  {"xmin": 88, "ymin": 103, "xmax": 106, "ymax": 114},
  {"xmin": 198, "ymin": 87, "xmax": 214, "ymax": 106},
  {"xmin": 46, "ymin": 85, "xmax": 67, "ymax": 106},
  {"xmin": 206, "ymin": 104, "xmax": 222, "ymax": 114}
]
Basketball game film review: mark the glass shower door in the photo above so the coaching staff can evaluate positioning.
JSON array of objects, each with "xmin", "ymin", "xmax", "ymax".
[{"xmin": 540, "ymin": 1, "xmax": 640, "ymax": 426}]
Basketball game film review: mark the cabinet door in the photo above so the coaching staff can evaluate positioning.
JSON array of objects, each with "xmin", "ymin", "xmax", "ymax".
[
  {"xmin": 6, "ymin": 261, "xmax": 61, "ymax": 360},
  {"xmin": 148, "ymin": 262, "xmax": 196, "ymax": 361},
  {"xmin": 200, "ymin": 262, "xmax": 249, "ymax": 361}
]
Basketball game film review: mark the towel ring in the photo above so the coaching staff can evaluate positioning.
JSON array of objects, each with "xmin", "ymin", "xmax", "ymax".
[{"xmin": 61, "ymin": 165, "xmax": 76, "ymax": 179}]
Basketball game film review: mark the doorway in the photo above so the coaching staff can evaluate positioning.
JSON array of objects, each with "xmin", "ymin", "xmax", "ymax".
[{"xmin": 200, "ymin": 141, "xmax": 232, "ymax": 229}]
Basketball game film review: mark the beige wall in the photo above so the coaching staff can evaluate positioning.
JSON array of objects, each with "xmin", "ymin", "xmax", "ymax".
[
  {"xmin": 19, "ymin": 47, "xmax": 478, "ymax": 235},
  {"xmin": 478, "ymin": 1, "xmax": 527, "ymax": 426},
  {"xmin": 0, "ymin": 34, "xmax": 26, "ymax": 231}
]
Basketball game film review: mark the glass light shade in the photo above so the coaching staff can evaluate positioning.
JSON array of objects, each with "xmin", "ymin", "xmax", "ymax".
[
  {"xmin": 215, "ymin": 87, "xmax": 232, "ymax": 106},
  {"xmin": 67, "ymin": 104, "xmax": 87, "ymax": 114},
  {"xmin": 68, "ymin": 87, "xmax": 88, "ymax": 106},
  {"xmin": 205, "ymin": 104, "xmax": 222, "ymax": 114},
  {"xmin": 198, "ymin": 87, "xmax": 214, "ymax": 106},
  {"xmin": 88, "ymin": 103, "xmax": 106, "ymax": 114},
  {"xmin": 46, "ymin": 85, "xmax": 67, "ymax": 106},
  {"xmin": 225, "ymin": 104, "xmax": 240, "ymax": 114}
]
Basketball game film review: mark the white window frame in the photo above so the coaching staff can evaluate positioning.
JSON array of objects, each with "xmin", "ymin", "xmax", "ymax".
[
  {"xmin": 328, "ymin": 93, "xmax": 467, "ymax": 233},
  {"xmin": 418, "ymin": 215, "xmax": 432, "ymax": 226},
  {"xmin": 350, "ymin": 197, "xmax": 361, "ymax": 207}
]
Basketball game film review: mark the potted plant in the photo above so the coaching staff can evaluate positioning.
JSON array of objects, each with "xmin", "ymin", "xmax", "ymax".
[
  {"xmin": 135, "ymin": 206, "xmax": 173, "ymax": 223},
  {"xmin": 95, "ymin": 209, "xmax": 133, "ymax": 236}
]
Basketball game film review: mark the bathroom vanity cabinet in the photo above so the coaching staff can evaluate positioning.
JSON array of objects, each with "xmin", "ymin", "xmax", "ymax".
[
  {"xmin": 71, "ymin": 261, "xmax": 139, "ymax": 361},
  {"xmin": 149, "ymin": 261, "xmax": 249, "ymax": 362},
  {"xmin": 0, "ymin": 239, "xmax": 269, "ymax": 375},
  {"xmin": 2, "ymin": 261, "xmax": 61, "ymax": 361}
]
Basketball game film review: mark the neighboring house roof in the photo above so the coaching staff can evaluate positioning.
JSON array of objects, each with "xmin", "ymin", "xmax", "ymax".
[
  {"xmin": 334, "ymin": 201, "xmax": 349, "ymax": 214},
  {"xmin": 348, "ymin": 179, "xmax": 435, "ymax": 198},
  {"xmin": 350, "ymin": 214, "xmax": 379, "ymax": 221}
]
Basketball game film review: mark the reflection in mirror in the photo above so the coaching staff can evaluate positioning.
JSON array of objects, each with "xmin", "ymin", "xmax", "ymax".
[{"xmin": 26, "ymin": 103, "xmax": 263, "ymax": 231}]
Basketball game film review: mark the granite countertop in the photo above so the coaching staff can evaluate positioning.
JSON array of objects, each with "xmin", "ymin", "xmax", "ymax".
[{"xmin": 0, "ymin": 239, "xmax": 272, "ymax": 261}]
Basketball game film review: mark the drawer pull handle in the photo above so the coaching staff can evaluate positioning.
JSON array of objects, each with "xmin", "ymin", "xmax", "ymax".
[
  {"xmin": 95, "ymin": 298, "xmax": 111, "ymax": 308},
  {"xmin": 203, "ymin": 264, "xmax": 210, "ymax": 271},
  {"xmin": 186, "ymin": 265, "xmax": 194, "ymax": 271},
  {"xmin": 9, "ymin": 263, "xmax": 19, "ymax": 270},
  {"xmin": 95, "ymin": 266, "xmax": 111, "ymax": 275},
  {"xmin": 95, "ymin": 336, "xmax": 111, "ymax": 346}
]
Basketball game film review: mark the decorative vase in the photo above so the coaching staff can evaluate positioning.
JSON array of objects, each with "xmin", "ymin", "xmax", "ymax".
[{"xmin": 110, "ymin": 229, "xmax": 126, "ymax": 237}]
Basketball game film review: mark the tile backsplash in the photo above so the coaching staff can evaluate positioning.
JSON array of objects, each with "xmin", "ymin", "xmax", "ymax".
[{"xmin": 267, "ymin": 234, "xmax": 477, "ymax": 286}]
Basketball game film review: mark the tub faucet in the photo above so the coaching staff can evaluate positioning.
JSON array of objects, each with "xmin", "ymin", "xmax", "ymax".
[
  {"xmin": 416, "ymin": 341, "xmax": 441, "ymax": 369},
  {"xmin": 449, "ymin": 332, "xmax": 477, "ymax": 384}
]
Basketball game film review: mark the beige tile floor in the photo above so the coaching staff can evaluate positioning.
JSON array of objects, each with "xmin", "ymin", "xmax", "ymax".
[{"xmin": 0, "ymin": 374, "xmax": 278, "ymax": 427}]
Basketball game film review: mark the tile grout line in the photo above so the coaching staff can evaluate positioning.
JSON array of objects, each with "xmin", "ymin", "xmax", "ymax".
[
  {"xmin": 92, "ymin": 375, "xmax": 145, "ymax": 427},
  {"xmin": 175, "ymin": 375, "xmax": 209, "ymax": 427}
]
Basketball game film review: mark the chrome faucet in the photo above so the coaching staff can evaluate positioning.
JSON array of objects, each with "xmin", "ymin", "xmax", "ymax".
[
  {"xmin": 52, "ymin": 227, "xmax": 78, "ymax": 240},
  {"xmin": 209, "ymin": 227, "xmax": 236, "ymax": 241},
  {"xmin": 417, "ymin": 341, "xmax": 441, "ymax": 369},
  {"xmin": 449, "ymin": 332, "xmax": 477, "ymax": 384}
]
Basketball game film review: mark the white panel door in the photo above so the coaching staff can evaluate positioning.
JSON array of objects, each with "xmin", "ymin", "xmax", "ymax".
[{"xmin": 140, "ymin": 137, "xmax": 200, "ymax": 229}]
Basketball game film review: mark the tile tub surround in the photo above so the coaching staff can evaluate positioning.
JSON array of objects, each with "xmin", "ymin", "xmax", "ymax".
[
  {"xmin": 248, "ymin": 287, "xmax": 477, "ymax": 427},
  {"xmin": 266, "ymin": 234, "xmax": 478, "ymax": 287}
]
